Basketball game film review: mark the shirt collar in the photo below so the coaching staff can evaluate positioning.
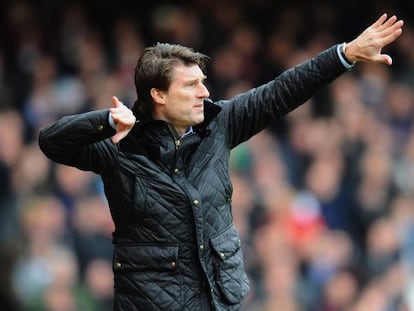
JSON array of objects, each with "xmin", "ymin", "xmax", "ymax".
[{"xmin": 182, "ymin": 126, "xmax": 194, "ymax": 138}]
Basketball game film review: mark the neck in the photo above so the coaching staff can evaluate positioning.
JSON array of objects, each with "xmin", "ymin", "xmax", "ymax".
[
  {"xmin": 153, "ymin": 112, "xmax": 187, "ymax": 137},
  {"xmin": 174, "ymin": 127, "xmax": 186, "ymax": 138},
  {"xmin": 167, "ymin": 124, "xmax": 184, "ymax": 140}
]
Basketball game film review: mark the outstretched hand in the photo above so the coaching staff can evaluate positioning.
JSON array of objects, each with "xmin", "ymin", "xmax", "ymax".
[
  {"xmin": 345, "ymin": 14, "xmax": 403, "ymax": 65},
  {"xmin": 109, "ymin": 96, "xmax": 136, "ymax": 144}
]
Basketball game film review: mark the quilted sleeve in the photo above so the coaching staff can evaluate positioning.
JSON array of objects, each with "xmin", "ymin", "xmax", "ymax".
[
  {"xmin": 220, "ymin": 45, "xmax": 348, "ymax": 148},
  {"xmin": 38, "ymin": 109, "xmax": 118, "ymax": 174}
]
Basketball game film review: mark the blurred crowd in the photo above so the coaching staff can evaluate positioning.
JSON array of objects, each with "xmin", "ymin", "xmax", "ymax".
[{"xmin": 1, "ymin": 0, "xmax": 414, "ymax": 310}]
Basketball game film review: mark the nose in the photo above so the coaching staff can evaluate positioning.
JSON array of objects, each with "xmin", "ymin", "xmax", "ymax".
[{"xmin": 198, "ymin": 82, "xmax": 210, "ymax": 98}]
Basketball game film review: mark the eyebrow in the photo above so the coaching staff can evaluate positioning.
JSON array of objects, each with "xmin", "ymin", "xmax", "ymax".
[
  {"xmin": 191, "ymin": 75, "xmax": 207, "ymax": 80},
  {"xmin": 185, "ymin": 75, "xmax": 207, "ymax": 84}
]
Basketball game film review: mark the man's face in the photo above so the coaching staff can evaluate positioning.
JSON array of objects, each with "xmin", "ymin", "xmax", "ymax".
[{"xmin": 156, "ymin": 64, "xmax": 210, "ymax": 134}]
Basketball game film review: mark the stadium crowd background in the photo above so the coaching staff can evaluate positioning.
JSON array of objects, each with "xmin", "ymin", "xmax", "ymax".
[{"xmin": 1, "ymin": 0, "xmax": 414, "ymax": 310}]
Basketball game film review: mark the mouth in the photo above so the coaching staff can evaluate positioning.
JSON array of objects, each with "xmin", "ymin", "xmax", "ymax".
[{"xmin": 194, "ymin": 104, "xmax": 204, "ymax": 110}]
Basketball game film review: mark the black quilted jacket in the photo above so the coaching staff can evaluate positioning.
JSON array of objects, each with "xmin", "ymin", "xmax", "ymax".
[{"xmin": 38, "ymin": 45, "xmax": 347, "ymax": 310}]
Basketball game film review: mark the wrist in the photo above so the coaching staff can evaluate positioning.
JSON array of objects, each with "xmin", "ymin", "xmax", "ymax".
[
  {"xmin": 337, "ymin": 43, "xmax": 355, "ymax": 71},
  {"xmin": 342, "ymin": 42, "xmax": 357, "ymax": 64},
  {"xmin": 108, "ymin": 111, "xmax": 117, "ymax": 129}
]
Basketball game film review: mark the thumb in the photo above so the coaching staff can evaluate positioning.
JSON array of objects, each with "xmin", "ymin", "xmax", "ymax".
[
  {"xmin": 376, "ymin": 54, "xmax": 393, "ymax": 65},
  {"xmin": 112, "ymin": 96, "xmax": 121, "ymax": 108}
]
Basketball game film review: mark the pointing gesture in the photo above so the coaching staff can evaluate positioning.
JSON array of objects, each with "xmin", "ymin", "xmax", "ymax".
[
  {"xmin": 109, "ymin": 96, "xmax": 136, "ymax": 144},
  {"xmin": 344, "ymin": 14, "xmax": 403, "ymax": 65}
]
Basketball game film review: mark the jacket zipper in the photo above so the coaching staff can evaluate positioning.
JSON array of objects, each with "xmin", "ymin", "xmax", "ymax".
[
  {"xmin": 175, "ymin": 139, "xmax": 181, "ymax": 150},
  {"xmin": 167, "ymin": 124, "xmax": 181, "ymax": 150}
]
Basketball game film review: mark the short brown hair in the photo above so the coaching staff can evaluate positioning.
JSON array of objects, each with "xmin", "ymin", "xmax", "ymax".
[{"xmin": 132, "ymin": 43, "xmax": 209, "ymax": 118}]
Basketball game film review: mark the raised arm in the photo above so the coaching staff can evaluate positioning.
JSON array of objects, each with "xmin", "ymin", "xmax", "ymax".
[
  {"xmin": 38, "ymin": 109, "xmax": 117, "ymax": 173},
  {"xmin": 39, "ymin": 95, "xmax": 137, "ymax": 173},
  {"xmin": 221, "ymin": 14, "xmax": 404, "ymax": 148}
]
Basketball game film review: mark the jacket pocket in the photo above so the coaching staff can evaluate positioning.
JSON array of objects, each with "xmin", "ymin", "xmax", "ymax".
[
  {"xmin": 210, "ymin": 226, "xmax": 250, "ymax": 305},
  {"xmin": 113, "ymin": 244, "xmax": 181, "ymax": 310}
]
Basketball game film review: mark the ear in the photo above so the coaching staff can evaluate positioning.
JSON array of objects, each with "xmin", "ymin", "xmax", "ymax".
[{"xmin": 150, "ymin": 88, "xmax": 166, "ymax": 105}]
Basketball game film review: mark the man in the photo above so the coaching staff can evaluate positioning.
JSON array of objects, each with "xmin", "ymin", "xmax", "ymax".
[{"xmin": 39, "ymin": 14, "xmax": 403, "ymax": 311}]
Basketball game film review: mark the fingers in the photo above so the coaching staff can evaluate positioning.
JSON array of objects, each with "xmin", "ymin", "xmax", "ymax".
[
  {"xmin": 389, "ymin": 19, "xmax": 404, "ymax": 34},
  {"xmin": 380, "ymin": 15, "xmax": 397, "ymax": 29},
  {"xmin": 110, "ymin": 107, "xmax": 134, "ymax": 124},
  {"xmin": 372, "ymin": 14, "xmax": 401, "ymax": 32},
  {"xmin": 380, "ymin": 16, "xmax": 403, "ymax": 33},
  {"xmin": 382, "ymin": 25, "xmax": 403, "ymax": 46},
  {"xmin": 112, "ymin": 132, "xmax": 126, "ymax": 144},
  {"xmin": 372, "ymin": 13, "xmax": 388, "ymax": 28},
  {"xmin": 380, "ymin": 19, "xmax": 404, "ymax": 46},
  {"xmin": 110, "ymin": 110, "xmax": 136, "ymax": 143}
]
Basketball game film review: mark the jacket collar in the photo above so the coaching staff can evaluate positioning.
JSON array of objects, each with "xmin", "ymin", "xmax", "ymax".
[
  {"xmin": 198, "ymin": 98, "xmax": 221, "ymax": 126},
  {"xmin": 119, "ymin": 99, "xmax": 221, "ymax": 155}
]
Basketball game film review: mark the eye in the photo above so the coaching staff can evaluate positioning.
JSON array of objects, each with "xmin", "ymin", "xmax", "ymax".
[{"xmin": 185, "ymin": 80, "xmax": 197, "ymax": 87}]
